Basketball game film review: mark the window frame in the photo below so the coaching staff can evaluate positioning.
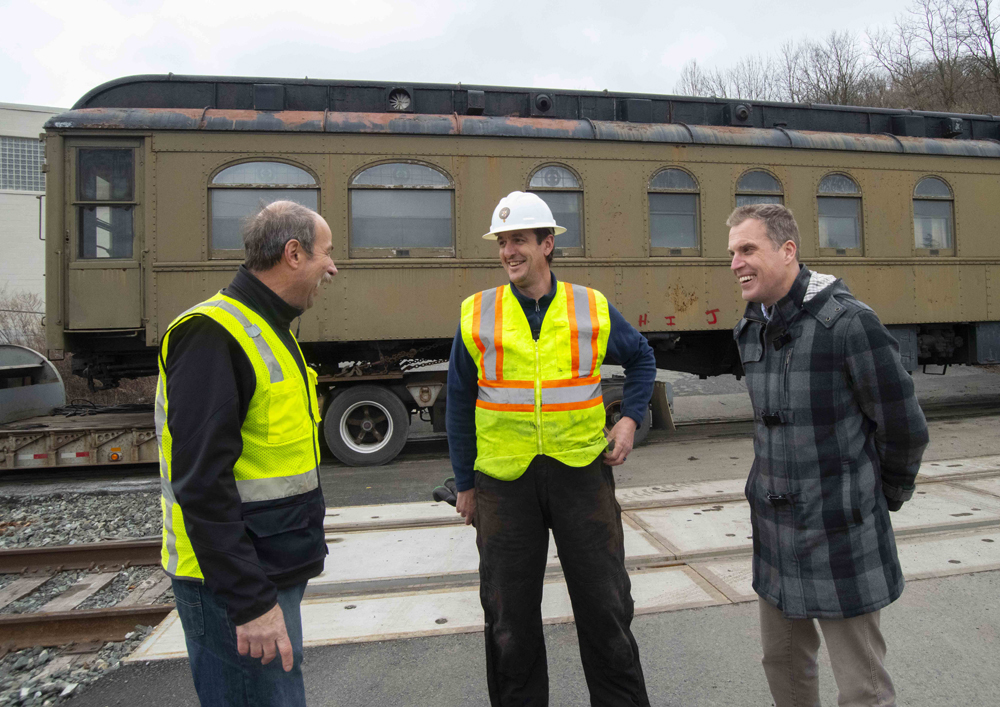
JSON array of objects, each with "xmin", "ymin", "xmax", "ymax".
[
  {"xmin": 68, "ymin": 139, "xmax": 143, "ymax": 265},
  {"xmin": 348, "ymin": 159, "xmax": 455, "ymax": 259},
  {"xmin": 912, "ymin": 175, "xmax": 956, "ymax": 257},
  {"xmin": 648, "ymin": 166, "xmax": 701, "ymax": 257},
  {"xmin": 735, "ymin": 168, "xmax": 784, "ymax": 207},
  {"xmin": 525, "ymin": 162, "xmax": 585, "ymax": 257},
  {"xmin": 208, "ymin": 158, "xmax": 321, "ymax": 260},
  {"xmin": 816, "ymin": 172, "xmax": 864, "ymax": 257}
]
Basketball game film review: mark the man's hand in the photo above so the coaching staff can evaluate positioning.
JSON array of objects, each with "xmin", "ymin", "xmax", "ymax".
[
  {"xmin": 604, "ymin": 416, "xmax": 637, "ymax": 466},
  {"xmin": 456, "ymin": 489, "xmax": 476, "ymax": 526},
  {"xmin": 236, "ymin": 602, "xmax": 294, "ymax": 672}
]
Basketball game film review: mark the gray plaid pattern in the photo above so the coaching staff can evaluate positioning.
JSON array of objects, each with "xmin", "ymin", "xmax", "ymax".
[{"xmin": 734, "ymin": 267, "xmax": 928, "ymax": 619}]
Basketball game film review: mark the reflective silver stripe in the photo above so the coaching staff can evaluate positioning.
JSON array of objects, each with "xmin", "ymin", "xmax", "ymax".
[
  {"xmin": 478, "ymin": 385, "xmax": 535, "ymax": 406},
  {"xmin": 478, "ymin": 287, "xmax": 499, "ymax": 381},
  {"xmin": 541, "ymin": 380, "xmax": 603, "ymax": 406},
  {"xmin": 154, "ymin": 379, "xmax": 168, "ymax": 471},
  {"xmin": 204, "ymin": 299, "xmax": 285, "ymax": 384},
  {"xmin": 162, "ymin": 491, "xmax": 179, "ymax": 576},
  {"xmin": 235, "ymin": 468, "xmax": 319, "ymax": 503},
  {"xmin": 570, "ymin": 284, "xmax": 595, "ymax": 378},
  {"xmin": 160, "ymin": 476, "xmax": 177, "ymax": 505}
]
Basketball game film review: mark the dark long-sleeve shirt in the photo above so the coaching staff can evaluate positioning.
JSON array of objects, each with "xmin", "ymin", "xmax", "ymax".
[
  {"xmin": 446, "ymin": 273, "xmax": 656, "ymax": 491},
  {"xmin": 164, "ymin": 266, "xmax": 326, "ymax": 624}
]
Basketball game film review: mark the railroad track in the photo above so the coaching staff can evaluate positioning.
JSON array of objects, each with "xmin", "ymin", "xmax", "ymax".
[{"xmin": 0, "ymin": 539, "xmax": 171, "ymax": 651}]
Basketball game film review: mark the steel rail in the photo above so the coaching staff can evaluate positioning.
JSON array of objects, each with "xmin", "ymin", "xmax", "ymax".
[
  {"xmin": 0, "ymin": 604, "xmax": 173, "ymax": 650},
  {"xmin": 0, "ymin": 538, "xmax": 161, "ymax": 574}
]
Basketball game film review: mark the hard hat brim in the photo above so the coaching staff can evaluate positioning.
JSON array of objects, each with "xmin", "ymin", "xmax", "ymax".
[{"xmin": 482, "ymin": 225, "xmax": 568, "ymax": 240}]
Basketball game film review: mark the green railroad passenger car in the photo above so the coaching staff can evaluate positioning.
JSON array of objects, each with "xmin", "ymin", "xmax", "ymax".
[{"xmin": 42, "ymin": 75, "xmax": 1000, "ymax": 465}]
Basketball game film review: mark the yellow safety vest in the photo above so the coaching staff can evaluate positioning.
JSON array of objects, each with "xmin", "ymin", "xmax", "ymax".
[
  {"xmin": 155, "ymin": 294, "xmax": 321, "ymax": 580},
  {"xmin": 460, "ymin": 282, "xmax": 611, "ymax": 480}
]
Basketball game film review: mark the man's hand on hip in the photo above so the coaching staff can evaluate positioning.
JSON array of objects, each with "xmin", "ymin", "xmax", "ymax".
[
  {"xmin": 604, "ymin": 416, "xmax": 637, "ymax": 466},
  {"xmin": 236, "ymin": 602, "xmax": 294, "ymax": 672},
  {"xmin": 456, "ymin": 489, "xmax": 476, "ymax": 525}
]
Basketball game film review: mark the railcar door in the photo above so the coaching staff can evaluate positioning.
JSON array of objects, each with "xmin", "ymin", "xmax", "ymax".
[{"xmin": 64, "ymin": 141, "xmax": 143, "ymax": 330}]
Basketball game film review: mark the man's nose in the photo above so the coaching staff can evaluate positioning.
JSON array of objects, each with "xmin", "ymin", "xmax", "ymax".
[
  {"xmin": 730, "ymin": 254, "xmax": 742, "ymax": 271},
  {"xmin": 328, "ymin": 261, "xmax": 338, "ymax": 277}
]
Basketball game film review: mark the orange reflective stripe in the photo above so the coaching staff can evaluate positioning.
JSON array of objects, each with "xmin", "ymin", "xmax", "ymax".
[
  {"xmin": 479, "ymin": 378, "xmax": 534, "ymax": 388},
  {"xmin": 540, "ymin": 398, "xmax": 604, "ymax": 412},
  {"xmin": 471, "ymin": 292, "xmax": 487, "ymax": 373},
  {"xmin": 565, "ymin": 282, "xmax": 580, "ymax": 377},
  {"xmin": 541, "ymin": 375, "xmax": 601, "ymax": 389},
  {"xmin": 494, "ymin": 286, "xmax": 504, "ymax": 381},
  {"xmin": 476, "ymin": 400, "xmax": 535, "ymax": 413},
  {"xmin": 587, "ymin": 287, "xmax": 600, "ymax": 377}
]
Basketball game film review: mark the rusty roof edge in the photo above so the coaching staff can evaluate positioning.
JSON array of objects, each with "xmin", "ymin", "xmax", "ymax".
[{"xmin": 44, "ymin": 108, "xmax": 1000, "ymax": 158}]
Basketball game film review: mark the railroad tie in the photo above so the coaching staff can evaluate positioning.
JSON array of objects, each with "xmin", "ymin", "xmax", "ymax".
[
  {"xmin": 118, "ymin": 571, "xmax": 171, "ymax": 607},
  {"xmin": 38, "ymin": 572, "xmax": 119, "ymax": 613},
  {"xmin": 0, "ymin": 574, "xmax": 53, "ymax": 611}
]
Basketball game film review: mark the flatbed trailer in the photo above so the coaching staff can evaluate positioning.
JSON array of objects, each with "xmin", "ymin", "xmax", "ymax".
[{"xmin": 0, "ymin": 412, "xmax": 158, "ymax": 471}]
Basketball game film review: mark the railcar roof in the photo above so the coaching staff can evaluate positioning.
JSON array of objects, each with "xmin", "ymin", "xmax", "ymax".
[{"xmin": 46, "ymin": 74, "xmax": 1000, "ymax": 156}]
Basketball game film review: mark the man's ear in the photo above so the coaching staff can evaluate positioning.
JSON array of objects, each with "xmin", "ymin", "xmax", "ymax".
[
  {"xmin": 783, "ymin": 239, "xmax": 798, "ymax": 263},
  {"xmin": 542, "ymin": 233, "xmax": 555, "ymax": 256},
  {"xmin": 284, "ymin": 239, "xmax": 302, "ymax": 268}
]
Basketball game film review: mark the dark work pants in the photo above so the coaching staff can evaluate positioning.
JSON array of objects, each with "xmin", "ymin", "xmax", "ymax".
[{"xmin": 475, "ymin": 454, "xmax": 650, "ymax": 707}]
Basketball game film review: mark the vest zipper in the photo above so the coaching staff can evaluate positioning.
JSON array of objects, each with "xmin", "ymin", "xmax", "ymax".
[{"xmin": 534, "ymin": 339, "xmax": 543, "ymax": 453}]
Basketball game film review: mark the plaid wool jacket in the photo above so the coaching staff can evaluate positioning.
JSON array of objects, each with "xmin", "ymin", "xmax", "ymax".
[{"xmin": 734, "ymin": 266, "xmax": 929, "ymax": 619}]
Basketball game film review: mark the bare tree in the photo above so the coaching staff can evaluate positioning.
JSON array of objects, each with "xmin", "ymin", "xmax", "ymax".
[
  {"xmin": 957, "ymin": 0, "xmax": 1000, "ymax": 106},
  {"xmin": 799, "ymin": 31, "xmax": 882, "ymax": 105}
]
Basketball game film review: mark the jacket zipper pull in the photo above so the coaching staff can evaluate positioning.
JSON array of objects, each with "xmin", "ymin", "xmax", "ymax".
[{"xmin": 535, "ymin": 300, "xmax": 540, "ymax": 312}]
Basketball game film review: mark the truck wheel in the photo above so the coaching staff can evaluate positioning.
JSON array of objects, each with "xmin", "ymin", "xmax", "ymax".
[
  {"xmin": 324, "ymin": 385, "xmax": 410, "ymax": 466},
  {"xmin": 602, "ymin": 385, "xmax": 651, "ymax": 447}
]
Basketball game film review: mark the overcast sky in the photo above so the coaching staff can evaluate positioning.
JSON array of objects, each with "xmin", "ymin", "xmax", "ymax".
[{"xmin": 3, "ymin": 0, "xmax": 913, "ymax": 109}]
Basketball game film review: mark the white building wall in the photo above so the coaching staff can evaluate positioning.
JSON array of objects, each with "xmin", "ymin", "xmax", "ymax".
[{"xmin": 0, "ymin": 102, "xmax": 64, "ymax": 301}]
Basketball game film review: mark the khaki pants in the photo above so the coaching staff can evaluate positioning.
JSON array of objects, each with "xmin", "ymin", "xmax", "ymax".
[{"xmin": 758, "ymin": 598, "xmax": 896, "ymax": 707}]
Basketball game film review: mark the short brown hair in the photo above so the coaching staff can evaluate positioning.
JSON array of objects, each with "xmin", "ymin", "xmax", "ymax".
[
  {"xmin": 726, "ymin": 204, "xmax": 800, "ymax": 252},
  {"xmin": 534, "ymin": 228, "xmax": 554, "ymax": 264}
]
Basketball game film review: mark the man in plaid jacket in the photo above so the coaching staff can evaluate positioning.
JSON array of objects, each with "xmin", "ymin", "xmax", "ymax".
[{"xmin": 728, "ymin": 204, "xmax": 928, "ymax": 707}]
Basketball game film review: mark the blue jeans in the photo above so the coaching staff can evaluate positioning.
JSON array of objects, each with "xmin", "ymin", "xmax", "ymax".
[{"xmin": 172, "ymin": 578, "xmax": 307, "ymax": 707}]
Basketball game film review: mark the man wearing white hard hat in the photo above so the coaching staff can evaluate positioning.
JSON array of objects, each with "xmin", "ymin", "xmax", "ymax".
[{"xmin": 446, "ymin": 191, "xmax": 656, "ymax": 705}]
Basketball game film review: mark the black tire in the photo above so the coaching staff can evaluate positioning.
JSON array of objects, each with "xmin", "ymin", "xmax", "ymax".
[
  {"xmin": 323, "ymin": 385, "xmax": 410, "ymax": 466},
  {"xmin": 602, "ymin": 385, "xmax": 651, "ymax": 447}
]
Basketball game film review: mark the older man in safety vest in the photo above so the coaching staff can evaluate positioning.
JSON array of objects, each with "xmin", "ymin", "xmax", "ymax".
[
  {"xmin": 156, "ymin": 201, "xmax": 337, "ymax": 706},
  {"xmin": 446, "ymin": 191, "xmax": 656, "ymax": 706}
]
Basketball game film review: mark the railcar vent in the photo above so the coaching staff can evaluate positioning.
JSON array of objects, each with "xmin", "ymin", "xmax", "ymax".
[{"xmin": 387, "ymin": 88, "xmax": 413, "ymax": 112}]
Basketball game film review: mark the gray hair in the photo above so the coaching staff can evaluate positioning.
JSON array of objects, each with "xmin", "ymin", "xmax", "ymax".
[
  {"xmin": 243, "ymin": 201, "xmax": 318, "ymax": 271},
  {"xmin": 726, "ymin": 204, "xmax": 800, "ymax": 251}
]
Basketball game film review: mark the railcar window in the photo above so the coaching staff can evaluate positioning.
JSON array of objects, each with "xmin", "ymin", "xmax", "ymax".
[
  {"xmin": 649, "ymin": 168, "xmax": 699, "ymax": 255},
  {"xmin": 76, "ymin": 149, "xmax": 135, "ymax": 259},
  {"xmin": 736, "ymin": 170, "xmax": 783, "ymax": 206},
  {"xmin": 528, "ymin": 165, "xmax": 583, "ymax": 255},
  {"xmin": 349, "ymin": 162, "xmax": 454, "ymax": 257},
  {"xmin": 913, "ymin": 177, "xmax": 954, "ymax": 254},
  {"xmin": 817, "ymin": 174, "xmax": 862, "ymax": 254},
  {"xmin": 209, "ymin": 162, "xmax": 319, "ymax": 255}
]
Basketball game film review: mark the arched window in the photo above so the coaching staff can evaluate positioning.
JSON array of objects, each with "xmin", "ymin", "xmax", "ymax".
[
  {"xmin": 913, "ymin": 177, "xmax": 954, "ymax": 254},
  {"xmin": 528, "ymin": 164, "xmax": 583, "ymax": 255},
  {"xmin": 210, "ymin": 161, "xmax": 318, "ymax": 256},
  {"xmin": 649, "ymin": 168, "xmax": 699, "ymax": 255},
  {"xmin": 817, "ymin": 173, "xmax": 862, "ymax": 254},
  {"xmin": 349, "ymin": 162, "xmax": 454, "ymax": 257},
  {"xmin": 736, "ymin": 170, "xmax": 783, "ymax": 206}
]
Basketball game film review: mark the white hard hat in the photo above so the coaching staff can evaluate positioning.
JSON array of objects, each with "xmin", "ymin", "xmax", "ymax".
[{"xmin": 482, "ymin": 191, "xmax": 567, "ymax": 240}]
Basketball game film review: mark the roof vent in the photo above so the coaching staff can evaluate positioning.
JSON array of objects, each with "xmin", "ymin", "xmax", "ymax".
[
  {"xmin": 387, "ymin": 87, "xmax": 413, "ymax": 112},
  {"xmin": 890, "ymin": 115, "xmax": 925, "ymax": 137},
  {"xmin": 943, "ymin": 117, "xmax": 963, "ymax": 138},
  {"xmin": 531, "ymin": 93, "xmax": 554, "ymax": 116},
  {"xmin": 465, "ymin": 89, "xmax": 485, "ymax": 115},
  {"xmin": 725, "ymin": 103, "xmax": 752, "ymax": 125}
]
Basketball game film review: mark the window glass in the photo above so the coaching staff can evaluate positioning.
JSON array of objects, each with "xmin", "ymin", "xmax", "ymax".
[
  {"xmin": 736, "ymin": 194, "xmax": 783, "ymax": 206},
  {"xmin": 818, "ymin": 174, "xmax": 860, "ymax": 194},
  {"xmin": 818, "ymin": 197, "xmax": 862, "ymax": 249},
  {"xmin": 351, "ymin": 163, "xmax": 450, "ymax": 187},
  {"xmin": 349, "ymin": 163, "xmax": 454, "ymax": 254},
  {"xmin": 0, "ymin": 136, "xmax": 45, "ymax": 192},
  {"xmin": 351, "ymin": 190, "xmax": 452, "ymax": 248},
  {"xmin": 914, "ymin": 177, "xmax": 951, "ymax": 198},
  {"xmin": 914, "ymin": 200, "xmax": 953, "ymax": 249},
  {"xmin": 737, "ymin": 171, "xmax": 781, "ymax": 193},
  {"xmin": 650, "ymin": 193, "xmax": 698, "ymax": 249},
  {"xmin": 78, "ymin": 149, "xmax": 133, "ymax": 201},
  {"xmin": 79, "ymin": 206, "xmax": 134, "ymax": 259},
  {"xmin": 650, "ymin": 169, "xmax": 696, "ymax": 191},
  {"xmin": 529, "ymin": 165, "xmax": 579, "ymax": 189},
  {"xmin": 212, "ymin": 162, "xmax": 316, "ymax": 186},
  {"xmin": 211, "ymin": 189, "xmax": 318, "ymax": 251}
]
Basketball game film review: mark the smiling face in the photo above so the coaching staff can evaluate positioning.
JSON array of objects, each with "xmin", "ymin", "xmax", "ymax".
[
  {"xmin": 299, "ymin": 216, "xmax": 337, "ymax": 310},
  {"xmin": 495, "ymin": 229, "xmax": 553, "ymax": 291},
  {"xmin": 728, "ymin": 217, "xmax": 798, "ymax": 307}
]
